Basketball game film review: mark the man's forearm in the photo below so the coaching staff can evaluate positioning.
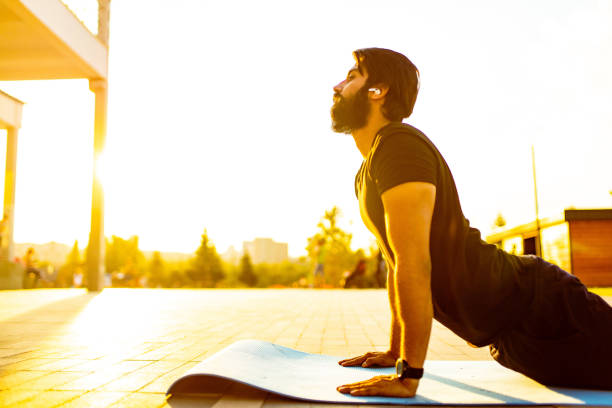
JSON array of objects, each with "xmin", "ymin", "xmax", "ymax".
[
  {"xmin": 387, "ymin": 268, "xmax": 401, "ymax": 355},
  {"xmin": 394, "ymin": 260, "xmax": 433, "ymax": 368}
]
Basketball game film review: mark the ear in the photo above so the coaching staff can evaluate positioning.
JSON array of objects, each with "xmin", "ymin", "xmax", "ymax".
[{"xmin": 368, "ymin": 84, "xmax": 389, "ymax": 100}]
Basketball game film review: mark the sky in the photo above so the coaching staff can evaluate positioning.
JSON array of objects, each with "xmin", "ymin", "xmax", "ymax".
[{"xmin": 1, "ymin": 0, "xmax": 611, "ymax": 257}]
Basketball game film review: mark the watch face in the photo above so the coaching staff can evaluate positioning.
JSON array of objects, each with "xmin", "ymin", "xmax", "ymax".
[{"xmin": 396, "ymin": 359, "xmax": 404, "ymax": 377}]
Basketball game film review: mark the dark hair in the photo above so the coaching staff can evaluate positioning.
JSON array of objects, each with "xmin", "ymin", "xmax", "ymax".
[{"xmin": 353, "ymin": 48, "xmax": 420, "ymax": 121}]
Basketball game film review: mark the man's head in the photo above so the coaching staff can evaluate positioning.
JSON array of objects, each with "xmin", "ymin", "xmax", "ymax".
[{"xmin": 331, "ymin": 48, "xmax": 420, "ymax": 133}]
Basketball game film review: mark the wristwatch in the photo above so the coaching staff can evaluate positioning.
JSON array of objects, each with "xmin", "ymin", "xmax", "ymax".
[{"xmin": 395, "ymin": 359, "xmax": 424, "ymax": 380}]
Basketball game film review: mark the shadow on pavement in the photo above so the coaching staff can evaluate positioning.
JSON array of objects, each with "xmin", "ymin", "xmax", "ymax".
[{"xmin": 0, "ymin": 290, "xmax": 98, "ymax": 362}]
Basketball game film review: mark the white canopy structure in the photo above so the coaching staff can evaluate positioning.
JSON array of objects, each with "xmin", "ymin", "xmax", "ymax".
[
  {"xmin": 0, "ymin": 90, "xmax": 22, "ymax": 265},
  {"xmin": 0, "ymin": 0, "xmax": 107, "ymax": 80},
  {"xmin": 0, "ymin": 0, "xmax": 110, "ymax": 290}
]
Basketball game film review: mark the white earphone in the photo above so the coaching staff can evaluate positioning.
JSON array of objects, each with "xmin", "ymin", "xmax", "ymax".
[{"xmin": 368, "ymin": 88, "xmax": 381, "ymax": 95}]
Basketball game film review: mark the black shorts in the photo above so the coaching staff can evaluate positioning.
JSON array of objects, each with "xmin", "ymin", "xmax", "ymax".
[{"xmin": 489, "ymin": 255, "xmax": 612, "ymax": 389}]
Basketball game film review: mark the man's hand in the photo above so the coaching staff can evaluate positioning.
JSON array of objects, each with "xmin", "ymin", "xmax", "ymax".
[
  {"xmin": 338, "ymin": 351, "xmax": 397, "ymax": 367},
  {"xmin": 337, "ymin": 375, "xmax": 418, "ymax": 397}
]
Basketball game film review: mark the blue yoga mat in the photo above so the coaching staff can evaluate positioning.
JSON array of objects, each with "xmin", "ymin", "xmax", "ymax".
[{"xmin": 167, "ymin": 339, "xmax": 612, "ymax": 405}]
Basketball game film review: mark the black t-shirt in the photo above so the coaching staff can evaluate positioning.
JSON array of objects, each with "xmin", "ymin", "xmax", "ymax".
[{"xmin": 355, "ymin": 122, "xmax": 535, "ymax": 346}]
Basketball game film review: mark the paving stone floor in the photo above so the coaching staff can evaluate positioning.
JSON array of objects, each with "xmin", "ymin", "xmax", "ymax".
[{"xmin": 0, "ymin": 288, "xmax": 610, "ymax": 407}]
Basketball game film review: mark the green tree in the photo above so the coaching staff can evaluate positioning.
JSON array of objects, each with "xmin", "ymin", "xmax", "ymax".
[
  {"xmin": 189, "ymin": 230, "xmax": 225, "ymax": 287},
  {"xmin": 238, "ymin": 252, "xmax": 257, "ymax": 287},
  {"xmin": 253, "ymin": 260, "xmax": 310, "ymax": 288},
  {"xmin": 493, "ymin": 212, "xmax": 507, "ymax": 229},
  {"xmin": 58, "ymin": 240, "xmax": 82, "ymax": 287},
  {"xmin": 306, "ymin": 206, "xmax": 358, "ymax": 286},
  {"xmin": 105, "ymin": 235, "xmax": 145, "ymax": 286},
  {"xmin": 147, "ymin": 251, "xmax": 167, "ymax": 287},
  {"xmin": 105, "ymin": 236, "xmax": 144, "ymax": 274},
  {"xmin": 163, "ymin": 259, "xmax": 191, "ymax": 288}
]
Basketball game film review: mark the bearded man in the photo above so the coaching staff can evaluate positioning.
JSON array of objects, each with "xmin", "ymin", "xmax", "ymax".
[{"xmin": 331, "ymin": 47, "xmax": 612, "ymax": 397}]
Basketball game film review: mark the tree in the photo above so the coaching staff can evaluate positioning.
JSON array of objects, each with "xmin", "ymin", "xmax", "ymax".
[
  {"xmin": 58, "ymin": 240, "xmax": 82, "ymax": 287},
  {"xmin": 105, "ymin": 235, "xmax": 145, "ymax": 286},
  {"xmin": 238, "ymin": 252, "xmax": 257, "ymax": 287},
  {"xmin": 253, "ymin": 260, "xmax": 310, "ymax": 288},
  {"xmin": 147, "ymin": 251, "xmax": 167, "ymax": 287},
  {"xmin": 189, "ymin": 230, "xmax": 225, "ymax": 287},
  {"xmin": 105, "ymin": 236, "xmax": 145, "ymax": 274},
  {"xmin": 493, "ymin": 212, "xmax": 507, "ymax": 229},
  {"xmin": 306, "ymin": 206, "xmax": 359, "ymax": 286}
]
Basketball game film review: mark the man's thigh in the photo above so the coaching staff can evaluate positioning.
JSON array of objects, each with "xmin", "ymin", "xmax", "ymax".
[{"xmin": 491, "ymin": 256, "xmax": 612, "ymax": 389}]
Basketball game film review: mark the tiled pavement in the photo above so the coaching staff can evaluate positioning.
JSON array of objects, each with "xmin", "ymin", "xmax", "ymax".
[{"xmin": 0, "ymin": 288, "xmax": 610, "ymax": 407}]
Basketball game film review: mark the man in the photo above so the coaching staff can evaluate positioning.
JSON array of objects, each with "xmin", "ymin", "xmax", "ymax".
[
  {"xmin": 330, "ymin": 47, "xmax": 612, "ymax": 397},
  {"xmin": 23, "ymin": 247, "xmax": 41, "ymax": 289}
]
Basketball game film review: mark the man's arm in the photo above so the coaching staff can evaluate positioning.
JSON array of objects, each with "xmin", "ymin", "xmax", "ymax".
[
  {"xmin": 387, "ymin": 269, "xmax": 401, "ymax": 356},
  {"xmin": 383, "ymin": 182, "xmax": 434, "ymax": 382},
  {"xmin": 338, "ymin": 181, "xmax": 435, "ymax": 397}
]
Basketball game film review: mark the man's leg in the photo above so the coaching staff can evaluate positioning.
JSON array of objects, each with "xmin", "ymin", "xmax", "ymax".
[{"xmin": 490, "ymin": 256, "xmax": 612, "ymax": 389}]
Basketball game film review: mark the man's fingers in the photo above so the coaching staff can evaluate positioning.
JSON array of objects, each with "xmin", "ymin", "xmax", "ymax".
[
  {"xmin": 338, "ymin": 351, "xmax": 395, "ymax": 367},
  {"xmin": 338, "ymin": 383, "xmax": 373, "ymax": 394},
  {"xmin": 349, "ymin": 386, "xmax": 379, "ymax": 396},
  {"xmin": 337, "ymin": 377, "xmax": 380, "ymax": 392},
  {"xmin": 362, "ymin": 356, "xmax": 377, "ymax": 367},
  {"xmin": 338, "ymin": 356, "xmax": 361, "ymax": 365},
  {"xmin": 342, "ymin": 378, "xmax": 388, "ymax": 395},
  {"xmin": 339, "ymin": 356, "xmax": 364, "ymax": 366},
  {"xmin": 350, "ymin": 384, "xmax": 412, "ymax": 397},
  {"xmin": 339, "ymin": 353, "xmax": 372, "ymax": 366},
  {"xmin": 337, "ymin": 375, "xmax": 416, "ymax": 398},
  {"xmin": 363, "ymin": 355, "xmax": 386, "ymax": 367},
  {"xmin": 337, "ymin": 376, "xmax": 386, "ymax": 391},
  {"xmin": 362, "ymin": 355, "xmax": 393, "ymax": 367},
  {"xmin": 337, "ymin": 379, "xmax": 371, "ymax": 391}
]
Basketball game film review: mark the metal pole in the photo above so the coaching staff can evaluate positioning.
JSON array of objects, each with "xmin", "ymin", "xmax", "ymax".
[
  {"xmin": 86, "ymin": 79, "xmax": 107, "ymax": 291},
  {"xmin": 531, "ymin": 145, "xmax": 542, "ymax": 256},
  {"xmin": 86, "ymin": 0, "xmax": 111, "ymax": 291},
  {"xmin": 2, "ymin": 127, "xmax": 19, "ymax": 262}
]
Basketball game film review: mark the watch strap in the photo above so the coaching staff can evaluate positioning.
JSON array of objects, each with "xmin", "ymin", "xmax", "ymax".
[{"xmin": 396, "ymin": 359, "xmax": 424, "ymax": 380}]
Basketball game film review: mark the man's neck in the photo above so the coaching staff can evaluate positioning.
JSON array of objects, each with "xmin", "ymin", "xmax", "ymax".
[{"xmin": 352, "ymin": 116, "xmax": 392, "ymax": 158}]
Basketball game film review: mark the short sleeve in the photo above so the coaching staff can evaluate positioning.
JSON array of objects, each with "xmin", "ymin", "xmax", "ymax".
[{"xmin": 370, "ymin": 132, "xmax": 438, "ymax": 195}]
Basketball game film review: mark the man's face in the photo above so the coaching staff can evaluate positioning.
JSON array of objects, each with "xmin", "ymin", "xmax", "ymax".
[{"xmin": 331, "ymin": 65, "xmax": 370, "ymax": 134}]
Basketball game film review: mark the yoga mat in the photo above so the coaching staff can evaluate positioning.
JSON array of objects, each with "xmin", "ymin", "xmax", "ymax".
[{"xmin": 167, "ymin": 339, "xmax": 612, "ymax": 405}]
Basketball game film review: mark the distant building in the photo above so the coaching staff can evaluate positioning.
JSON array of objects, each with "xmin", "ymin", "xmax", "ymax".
[
  {"xmin": 221, "ymin": 245, "xmax": 242, "ymax": 265},
  {"xmin": 487, "ymin": 209, "xmax": 612, "ymax": 286},
  {"xmin": 243, "ymin": 238, "xmax": 288, "ymax": 264}
]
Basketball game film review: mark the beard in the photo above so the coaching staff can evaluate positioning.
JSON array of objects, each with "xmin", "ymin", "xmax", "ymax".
[{"xmin": 330, "ymin": 85, "xmax": 370, "ymax": 134}]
